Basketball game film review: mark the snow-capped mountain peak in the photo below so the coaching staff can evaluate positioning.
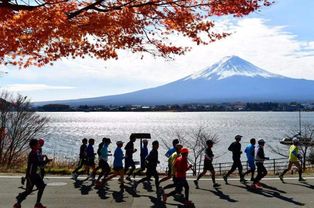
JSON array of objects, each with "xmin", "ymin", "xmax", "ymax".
[{"xmin": 186, "ymin": 56, "xmax": 282, "ymax": 80}]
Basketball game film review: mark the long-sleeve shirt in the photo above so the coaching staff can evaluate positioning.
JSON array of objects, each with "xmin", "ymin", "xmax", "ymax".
[
  {"xmin": 174, "ymin": 156, "xmax": 190, "ymax": 179},
  {"xmin": 146, "ymin": 148, "xmax": 158, "ymax": 170},
  {"xmin": 27, "ymin": 149, "xmax": 44, "ymax": 177},
  {"xmin": 79, "ymin": 144, "xmax": 87, "ymax": 159},
  {"xmin": 165, "ymin": 147, "xmax": 176, "ymax": 158},
  {"xmin": 228, "ymin": 142, "xmax": 242, "ymax": 161}
]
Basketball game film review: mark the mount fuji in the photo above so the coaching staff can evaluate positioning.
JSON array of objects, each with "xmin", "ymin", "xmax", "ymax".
[{"xmin": 37, "ymin": 56, "xmax": 314, "ymax": 106}]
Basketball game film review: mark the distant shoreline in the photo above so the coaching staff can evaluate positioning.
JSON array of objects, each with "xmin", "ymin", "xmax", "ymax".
[{"xmin": 33, "ymin": 102, "xmax": 314, "ymax": 112}]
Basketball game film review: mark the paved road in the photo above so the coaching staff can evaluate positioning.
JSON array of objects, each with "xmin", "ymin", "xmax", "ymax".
[{"xmin": 1, "ymin": 176, "xmax": 313, "ymax": 208}]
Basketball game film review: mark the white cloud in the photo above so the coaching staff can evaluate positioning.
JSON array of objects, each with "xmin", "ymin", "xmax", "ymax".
[
  {"xmin": 5, "ymin": 84, "xmax": 75, "ymax": 92},
  {"xmin": 2, "ymin": 17, "xmax": 314, "ymax": 101}
]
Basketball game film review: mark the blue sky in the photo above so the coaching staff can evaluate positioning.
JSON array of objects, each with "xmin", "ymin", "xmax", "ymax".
[{"xmin": 1, "ymin": 0, "xmax": 314, "ymax": 102}]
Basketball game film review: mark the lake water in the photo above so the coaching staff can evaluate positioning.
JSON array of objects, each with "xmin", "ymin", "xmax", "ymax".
[{"xmin": 40, "ymin": 112, "xmax": 314, "ymax": 168}]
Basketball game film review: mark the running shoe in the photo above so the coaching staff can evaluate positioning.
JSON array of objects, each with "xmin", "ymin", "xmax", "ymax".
[
  {"xmin": 213, "ymin": 183, "xmax": 221, "ymax": 188},
  {"xmin": 126, "ymin": 176, "xmax": 132, "ymax": 181},
  {"xmin": 162, "ymin": 193, "xmax": 167, "ymax": 203},
  {"xmin": 240, "ymin": 177, "xmax": 247, "ymax": 184},
  {"xmin": 299, "ymin": 177, "xmax": 306, "ymax": 182},
  {"xmin": 279, "ymin": 175, "xmax": 284, "ymax": 183},
  {"xmin": 21, "ymin": 177, "xmax": 25, "ymax": 185},
  {"xmin": 193, "ymin": 180, "xmax": 199, "ymax": 189},
  {"xmin": 183, "ymin": 200, "xmax": 193, "ymax": 206},
  {"xmin": 34, "ymin": 203, "xmax": 46, "ymax": 208},
  {"xmin": 223, "ymin": 175, "xmax": 228, "ymax": 184},
  {"xmin": 13, "ymin": 203, "xmax": 21, "ymax": 208}
]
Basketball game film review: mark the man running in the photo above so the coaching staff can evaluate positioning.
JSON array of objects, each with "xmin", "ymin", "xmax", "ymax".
[
  {"xmin": 160, "ymin": 139, "xmax": 180, "ymax": 183},
  {"xmin": 133, "ymin": 139, "xmax": 149, "ymax": 177},
  {"xmin": 124, "ymin": 136, "xmax": 137, "ymax": 181},
  {"xmin": 223, "ymin": 135, "xmax": 245, "ymax": 184},
  {"xmin": 243, "ymin": 138, "xmax": 256, "ymax": 181},
  {"xmin": 96, "ymin": 138, "xmax": 112, "ymax": 184},
  {"xmin": 86, "ymin": 138, "xmax": 96, "ymax": 180},
  {"xmin": 279, "ymin": 138, "xmax": 305, "ymax": 183},
  {"xmin": 194, "ymin": 140, "xmax": 220, "ymax": 188},
  {"xmin": 72, "ymin": 138, "xmax": 87, "ymax": 180},
  {"xmin": 13, "ymin": 139, "xmax": 47, "ymax": 208},
  {"xmin": 251, "ymin": 139, "xmax": 269, "ymax": 189},
  {"xmin": 163, "ymin": 148, "xmax": 193, "ymax": 206},
  {"xmin": 99, "ymin": 141, "xmax": 125, "ymax": 188},
  {"xmin": 134, "ymin": 140, "xmax": 160, "ymax": 194}
]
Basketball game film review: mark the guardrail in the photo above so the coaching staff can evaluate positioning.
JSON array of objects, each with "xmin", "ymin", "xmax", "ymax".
[{"xmin": 187, "ymin": 157, "xmax": 314, "ymax": 176}]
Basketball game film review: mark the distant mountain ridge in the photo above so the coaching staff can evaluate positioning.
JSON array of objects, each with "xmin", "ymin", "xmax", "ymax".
[{"xmin": 35, "ymin": 56, "xmax": 314, "ymax": 106}]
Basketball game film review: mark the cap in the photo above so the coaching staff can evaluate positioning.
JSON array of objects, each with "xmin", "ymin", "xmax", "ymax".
[
  {"xmin": 235, "ymin": 135, "xmax": 242, "ymax": 140},
  {"xmin": 292, "ymin": 138, "xmax": 299, "ymax": 144},
  {"xmin": 105, "ymin": 138, "xmax": 111, "ymax": 143},
  {"xmin": 258, "ymin": 139, "xmax": 265, "ymax": 144},
  {"xmin": 38, "ymin": 138, "xmax": 45, "ymax": 146},
  {"xmin": 116, "ymin": 141, "xmax": 124, "ymax": 145},
  {"xmin": 181, "ymin": 147, "xmax": 189, "ymax": 154}
]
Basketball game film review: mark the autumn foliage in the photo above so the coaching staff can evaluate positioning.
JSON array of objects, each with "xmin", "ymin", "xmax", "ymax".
[{"xmin": 0, "ymin": 0, "xmax": 272, "ymax": 67}]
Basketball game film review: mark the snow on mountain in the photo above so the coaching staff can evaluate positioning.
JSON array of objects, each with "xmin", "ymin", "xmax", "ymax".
[
  {"xmin": 185, "ymin": 56, "xmax": 282, "ymax": 80},
  {"xmin": 35, "ymin": 56, "xmax": 314, "ymax": 106}
]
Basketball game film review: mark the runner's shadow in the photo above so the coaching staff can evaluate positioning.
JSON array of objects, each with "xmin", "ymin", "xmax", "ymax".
[
  {"xmin": 231, "ymin": 184, "xmax": 305, "ymax": 206},
  {"xmin": 96, "ymin": 185, "xmax": 110, "ymax": 200},
  {"xmin": 260, "ymin": 183, "xmax": 287, "ymax": 193},
  {"xmin": 285, "ymin": 181, "xmax": 314, "ymax": 189},
  {"xmin": 112, "ymin": 185, "xmax": 127, "ymax": 203},
  {"xmin": 80, "ymin": 180, "xmax": 95, "ymax": 195},
  {"xmin": 208, "ymin": 187, "xmax": 238, "ymax": 203}
]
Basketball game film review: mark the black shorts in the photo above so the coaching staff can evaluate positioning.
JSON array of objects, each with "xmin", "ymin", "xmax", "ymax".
[
  {"xmin": 125, "ymin": 158, "xmax": 135, "ymax": 169},
  {"xmin": 99, "ymin": 159, "xmax": 111, "ymax": 172},
  {"xmin": 203, "ymin": 161, "xmax": 214, "ymax": 171},
  {"xmin": 86, "ymin": 158, "xmax": 95, "ymax": 166},
  {"xmin": 113, "ymin": 167, "xmax": 123, "ymax": 172},
  {"xmin": 29, "ymin": 174, "xmax": 46, "ymax": 189}
]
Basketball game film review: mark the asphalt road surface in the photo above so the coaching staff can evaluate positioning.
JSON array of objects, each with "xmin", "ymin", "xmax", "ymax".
[{"xmin": 1, "ymin": 175, "xmax": 313, "ymax": 208}]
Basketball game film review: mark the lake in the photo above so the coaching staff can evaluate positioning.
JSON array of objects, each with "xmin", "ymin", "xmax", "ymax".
[{"xmin": 40, "ymin": 112, "xmax": 314, "ymax": 168}]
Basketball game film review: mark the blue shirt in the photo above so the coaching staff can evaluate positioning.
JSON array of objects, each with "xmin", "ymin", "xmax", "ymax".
[
  {"xmin": 114, "ymin": 147, "xmax": 124, "ymax": 168},
  {"xmin": 245, "ymin": 144, "xmax": 255, "ymax": 162},
  {"xmin": 100, "ymin": 144, "xmax": 109, "ymax": 161},
  {"xmin": 165, "ymin": 147, "xmax": 176, "ymax": 158}
]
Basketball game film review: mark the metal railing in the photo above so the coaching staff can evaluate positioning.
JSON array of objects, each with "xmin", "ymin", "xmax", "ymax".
[{"xmin": 187, "ymin": 158, "xmax": 314, "ymax": 176}]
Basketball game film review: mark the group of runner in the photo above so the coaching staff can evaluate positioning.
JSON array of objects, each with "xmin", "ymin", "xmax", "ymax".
[{"xmin": 14, "ymin": 134, "xmax": 306, "ymax": 208}]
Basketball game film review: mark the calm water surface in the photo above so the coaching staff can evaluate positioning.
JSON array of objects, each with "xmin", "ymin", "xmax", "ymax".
[{"xmin": 40, "ymin": 112, "xmax": 314, "ymax": 166}]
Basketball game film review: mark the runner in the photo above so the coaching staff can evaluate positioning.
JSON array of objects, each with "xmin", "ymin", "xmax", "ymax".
[
  {"xmin": 86, "ymin": 138, "xmax": 96, "ymax": 180},
  {"xmin": 279, "ymin": 138, "xmax": 306, "ymax": 183},
  {"xmin": 124, "ymin": 136, "xmax": 137, "ymax": 181},
  {"xmin": 160, "ymin": 139, "xmax": 180, "ymax": 183},
  {"xmin": 95, "ymin": 138, "xmax": 112, "ymax": 185},
  {"xmin": 13, "ymin": 139, "xmax": 47, "ymax": 208},
  {"xmin": 251, "ymin": 139, "xmax": 269, "ymax": 189},
  {"xmin": 133, "ymin": 139, "xmax": 149, "ymax": 178},
  {"xmin": 163, "ymin": 147, "xmax": 193, "ymax": 206},
  {"xmin": 223, "ymin": 135, "xmax": 245, "ymax": 184},
  {"xmin": 100, "ymin": 141, "xmax": 125, "ymax": 187},
  {"xmin": 37, "ymin": 138, "xmax": 52, "ymax": 179},
  {"xmin": 160, "ymin": 143, "xmax": 183, "ymax": 191},
  {"xmin": 72, "ymin": 138, "xmax": 87, "ymax": 180},
  {"xmin": 133, "ymin": 140, "xmax": 160, "ymax": 194},
  {"xmin": 243, "ymin": 138, "xmax": 256, "ymax": 181},
  {"xmin": 194, "ymin": 140, "xmax": 220, "ymax": 188}
]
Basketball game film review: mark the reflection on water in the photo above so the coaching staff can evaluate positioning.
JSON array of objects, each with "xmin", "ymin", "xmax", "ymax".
[{"xmin": 40, "ymin": 112, "xmax": 314, "ymax": 166}]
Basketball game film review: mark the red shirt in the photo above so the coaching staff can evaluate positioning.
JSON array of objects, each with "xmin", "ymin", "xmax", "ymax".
[{"xmin": 174, "ymin": 156, "xmax": 189, "ymax": 179}]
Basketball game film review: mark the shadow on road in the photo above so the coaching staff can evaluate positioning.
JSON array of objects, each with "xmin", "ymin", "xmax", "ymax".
[
  {"xmin": 230, "ymin": 183, "xmax": 305, "ymax": 206},
  {"xmin": 198, "ymin": 187, "xmax": 238, "ymax": 203},
  {"xmin": 284, "ymin": 181, "xmax": 314, "ymax": 190}
]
